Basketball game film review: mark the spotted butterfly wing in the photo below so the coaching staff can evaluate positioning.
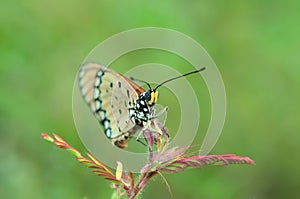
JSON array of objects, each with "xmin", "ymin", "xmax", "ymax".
[{"xmin": 78, "ymin": 63, "xmax": 146, "ymax": 148}]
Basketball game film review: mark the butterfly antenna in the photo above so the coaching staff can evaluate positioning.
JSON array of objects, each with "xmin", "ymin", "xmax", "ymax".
[
  {"xmin": 130, "ymin": 77, "xmax": 152, "ymax": 90},
  {"xmin": 154, "ymin": 67, "xmax": 206, "ymax": 90}
]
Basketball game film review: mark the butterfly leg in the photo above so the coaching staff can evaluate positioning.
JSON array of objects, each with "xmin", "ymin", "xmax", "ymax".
[
  {"xmin": 136, "ymin": 128, "xmax": 159, "ymax": 149},
  {"xmin": 135, "ymin": 126, "xmax": 147, "ymax": 141},
  {"xmin": 136, "ymin": 137, "xmax": 147, "ymax": 147},
  {"xmin": 151, "ymin": 106, "xmax": 168, "ymax": 126}
]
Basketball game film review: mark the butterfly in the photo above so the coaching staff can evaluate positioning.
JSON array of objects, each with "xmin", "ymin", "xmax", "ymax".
[{"xmin": 78, "ymin": 63, "xmax": 205, "ymax": 148}]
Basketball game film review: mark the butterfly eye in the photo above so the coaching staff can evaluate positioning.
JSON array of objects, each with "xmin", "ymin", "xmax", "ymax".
[{"xmin": 144, "ymin": 91, "xmax": 152, "ymax": 101}]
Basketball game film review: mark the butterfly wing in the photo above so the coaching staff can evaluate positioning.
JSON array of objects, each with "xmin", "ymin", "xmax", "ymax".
[{"xmin": 78, "ymin": 63, "xmax": 145, "ymax": 146}]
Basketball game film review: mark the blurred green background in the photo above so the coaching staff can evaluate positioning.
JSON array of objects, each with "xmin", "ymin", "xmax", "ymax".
[{"xmin": 1, "ymin": 0, "xmax": 299, "ymax": 198}]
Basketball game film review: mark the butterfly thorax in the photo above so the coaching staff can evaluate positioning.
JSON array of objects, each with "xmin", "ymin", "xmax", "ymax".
[{"xmin": 129, "ymin": 90, "xmax": 158, "ymax": 126}]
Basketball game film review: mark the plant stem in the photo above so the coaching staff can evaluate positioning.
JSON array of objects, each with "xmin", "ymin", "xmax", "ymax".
[{"xmin": 128, "ymin": 171, "xmax": 158, "ymax": 199}]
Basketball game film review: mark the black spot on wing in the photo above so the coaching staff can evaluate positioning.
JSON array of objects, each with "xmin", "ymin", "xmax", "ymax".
[{"xmin": 127, "ymin": 90, "xmax": 130, "ymax": 98}]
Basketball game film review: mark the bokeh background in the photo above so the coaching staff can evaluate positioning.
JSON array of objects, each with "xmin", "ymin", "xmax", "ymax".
[{"xmin": 1, "ymin": 0, "xmax": 299, "ymax": 198}]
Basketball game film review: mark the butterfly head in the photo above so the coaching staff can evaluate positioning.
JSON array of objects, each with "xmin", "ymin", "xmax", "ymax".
[
  {"xmin": 143, "ymin": 90, "xmax": 159, "ymax": 106},
  {"xmin": 130, "ymin": 78, "xmax": 159, "ymax": 106}
]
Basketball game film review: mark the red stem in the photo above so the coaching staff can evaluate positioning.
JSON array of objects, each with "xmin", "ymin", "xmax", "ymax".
[{"xmin": 127, "ymin": 171, "xmax": 158, "ymax": 199}]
